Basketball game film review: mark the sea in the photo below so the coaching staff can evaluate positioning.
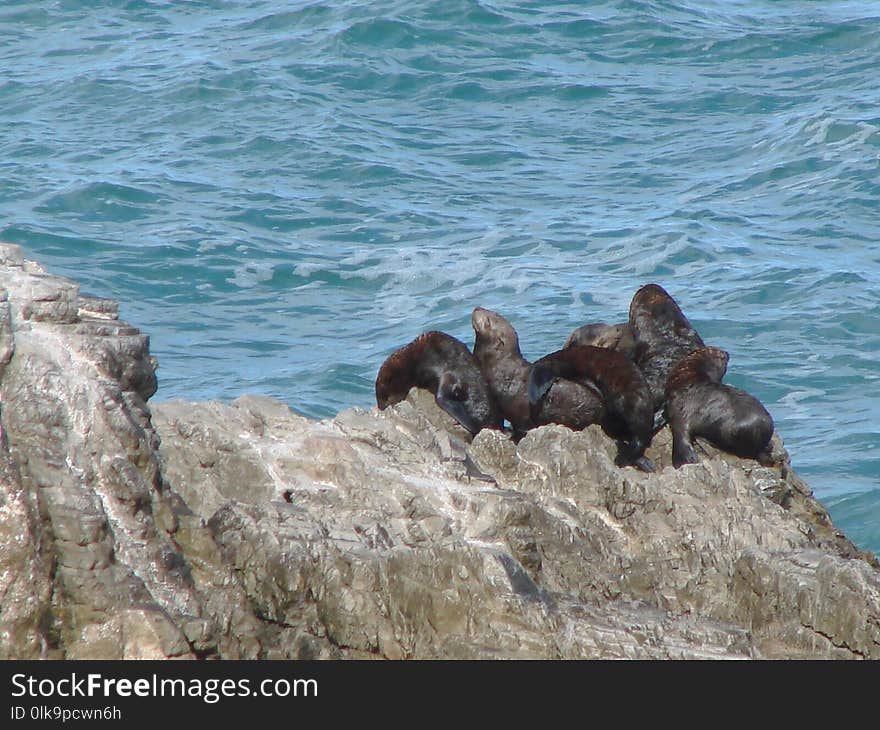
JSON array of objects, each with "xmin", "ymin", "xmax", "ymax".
[{"xmin": 1, "ymin": 0, "xmax": 878, "ymax": 554}]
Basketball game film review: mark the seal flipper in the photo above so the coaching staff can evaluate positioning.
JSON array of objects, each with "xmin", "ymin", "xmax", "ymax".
[
  {"xmin": 671, "ymin": 431, "xmax": 699, "ymax": 468},
  {"xmin": 527, "ymin": 364, "xmax": 557, "ymax": 422}
]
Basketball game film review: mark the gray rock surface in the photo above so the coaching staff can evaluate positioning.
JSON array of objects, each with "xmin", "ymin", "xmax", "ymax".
[{"xmin": 0, "ymin": 241, "xmax": 877, "ymax": 659}]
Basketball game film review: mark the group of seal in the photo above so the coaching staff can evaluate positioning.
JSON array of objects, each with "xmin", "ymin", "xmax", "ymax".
[{"xmin": 375, "ymin": 284, "xmax": 774, "ymax": 471}]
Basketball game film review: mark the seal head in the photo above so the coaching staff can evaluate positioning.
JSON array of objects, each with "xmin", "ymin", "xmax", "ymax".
[
  {"xmin": 376, "ymin": 331, "xmax": 502, "ymax": 435},
  {"xmin": 471, "ymin": 307, "xmax": 604, "ymax": 437},
  {"xmin": 665, "ymin": 346, "xmax": 774, "ymax": 468},
  {"xmin": 528, "ymin": 345, "xmax": 655, "ymax": 471},
  {"xmin": 564, "ymin": 322, "xmax": 637, "ymax": 360}
]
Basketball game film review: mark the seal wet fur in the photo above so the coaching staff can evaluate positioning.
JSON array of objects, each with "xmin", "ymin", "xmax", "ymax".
[
  {"xmin": 564, "ymin": 322, "xmax": 637, "ymax": 360},
  {"xmin": 375, "ymin": 331, "xmax": 502, "ymax": 435},
  {"xmin": 471, "ymin": 307, "xmax": 604, "ymax": 437},
  {"xmin": 665, "ymin": 346, "xmax": 774, "ymax": 468},
  {"xmin": 528, "ymin": 345, "xmax": 655, "ymax": 471},
  {"xmin": 629, "ymin": 283, "xmax": 705, "ymax": 413}
]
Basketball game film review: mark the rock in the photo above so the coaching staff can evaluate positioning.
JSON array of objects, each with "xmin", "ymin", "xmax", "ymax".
[
  {"xmin": 0, "ymin": 241, "xmax": 878, "ymax": 659},
  {"xmin": 0, "ymin": 244, "xmax": 199, "ymax": 658}
]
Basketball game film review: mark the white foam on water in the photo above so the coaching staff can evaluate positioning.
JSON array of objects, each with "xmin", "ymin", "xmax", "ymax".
[
  {"xmin": 226, "ymin": 261, "xmax": 276, "ymax": 288},
  {"xmin": 293, "ymin": 261, "xmax": 326, "ymax": 277}
]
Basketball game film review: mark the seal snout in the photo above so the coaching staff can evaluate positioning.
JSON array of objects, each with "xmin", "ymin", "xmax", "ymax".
[{"xmin": 471, "ymin": 306, "xmax": 493, "ymax": 333}]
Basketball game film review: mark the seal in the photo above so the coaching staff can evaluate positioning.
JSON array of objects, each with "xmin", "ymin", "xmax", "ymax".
[
  {"xmin": 665, "ymin": 346, "xmax": 774, "ymax": 468},
  {"xmin": 471, "ymin": 307, "xmax": 604, "ymax": 437},
  {"xmin": 528, "ymin": 344, "xmax": 655, "ymax": 471},
  {"xmin": 628, "ymin": 284, "xmax": 705, "ymax": 413},
  {"xmin": 564, "ymin": 322, "xmax": 637, "ymax": 359},
  {"xmin": 375, "ymin": 331, "xmax": 503, "ymax": 435}
]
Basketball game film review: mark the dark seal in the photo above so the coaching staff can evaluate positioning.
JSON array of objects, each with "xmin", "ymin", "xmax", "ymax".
[
  {"xmin": 375, "ymin": 331, "xmax": 503, "ymax": 435},
  {"xmin": 564, "ymin": 322, "xmax": 637, "ymax": 359},
  {"xmin": 665, "ymin": 346, "xmax": 774, "ymax": 468},
  {"xmin": 629, "ymin": 283, "xmax": 705, "ymax": 413},
  {"xmin": 471, "ymin": 307, "xmax": 604, "ymax": 437},
  {"xmin": 528, "ymin": 345, "xmax": 655, "ymax": 471}
]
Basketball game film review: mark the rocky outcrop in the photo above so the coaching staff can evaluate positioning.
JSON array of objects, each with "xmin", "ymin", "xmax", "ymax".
[
  {"xmin": 0, "ymin": 242, "xmax": 878, "ymax": 659},
  {"xmin": 0, "ymin": 244, "xmax": 203, "ymax": 659}
]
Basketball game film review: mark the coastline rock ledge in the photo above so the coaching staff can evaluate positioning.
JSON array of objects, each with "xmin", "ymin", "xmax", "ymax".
[{"xmin": 0, "ymin": 242, "xmax": 877, "ymax": 660}]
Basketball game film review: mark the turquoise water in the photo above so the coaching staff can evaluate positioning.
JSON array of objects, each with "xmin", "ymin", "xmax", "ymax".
[{"xmin": 1, "ymin": 1, "xmax": 878, "ymax": 553}]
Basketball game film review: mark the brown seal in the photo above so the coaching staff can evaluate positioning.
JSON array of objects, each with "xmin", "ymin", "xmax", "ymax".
[
  {"xmin": 528, "ymin": 345, "xmax": 655, "ymax": 471},
  {"xmin": 375, "ymin": 331, "xmax": 503, "ymax": 435},
  {"xmin": 629, "ymin": 284, "xmax": 705, "ymax": 412},
  {"xmin": 665, "ymin": 346, "xmax": 774, "ymax": 468},
  {"xmin": 471, "ymin": 307, "xmax": 604, "ymax": 437},
  {"xmin": 564, "ymin": 322, "xmax": 637, "ymax": 359}
]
